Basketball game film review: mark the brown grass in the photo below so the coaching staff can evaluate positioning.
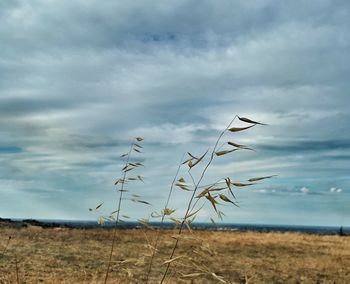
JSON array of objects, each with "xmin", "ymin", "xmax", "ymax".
[{"xmin": 0, "ymin": 226, "xmax": 349, "ymax": 283}]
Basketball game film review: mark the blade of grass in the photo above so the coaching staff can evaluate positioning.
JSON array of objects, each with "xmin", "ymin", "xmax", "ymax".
[
  {"xmin": 104, "ymin": 140, "xmax": 135, "ymax": 284},
  {"xmin": 145, "ymin": 153, "xmax": 186, "ymax": 284},
  {"xmin": 159, "ymin": 115, "xmax": 239, "ymax": 283}
]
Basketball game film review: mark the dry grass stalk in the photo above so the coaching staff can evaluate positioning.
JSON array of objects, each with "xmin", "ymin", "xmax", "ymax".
[
  {"xmin": 14, "ymin": 254, "xmax": 20, "ymax": 284},
  {"xmin": 102, "ymin": 137, "xmax": 145, "ymax": 284},
  {"xmin": 145, "ymin": 153, "xmax": 185, "ymax": 283},
  {"xmin": 0, "ymin": 236, "xmax": 11, "ymax": 257},
  {"xmin": 159, "ymin": 115, "xmax": 271, "ymax": 283}
]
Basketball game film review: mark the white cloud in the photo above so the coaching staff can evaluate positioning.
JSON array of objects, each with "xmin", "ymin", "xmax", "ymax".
[
  {"xmin": 254, "ymin": 189, "xmax": 267, "ymax": 194},
  {"xmin": 130, "ymin": 123, "xmax": 207, "ymax": 144},
  {"xmin": 300, "ymin": 187, "xmax": 310, "ymax": 194},
  {"xmin": 329, "ymin": 187, "xmax": 343, "ymax": 193}
]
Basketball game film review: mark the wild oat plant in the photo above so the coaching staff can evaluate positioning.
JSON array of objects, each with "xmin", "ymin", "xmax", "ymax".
[
  {"xmin": 92, "ymin": 116, "xmax": 273, "ymax": 283},
  {"xmin": 91, "ymin": 137, "xmax": 148, "ymax": 284},
  {"xmin": 154, "ymin": 115, "xmax": 275, "ymax": 283}
]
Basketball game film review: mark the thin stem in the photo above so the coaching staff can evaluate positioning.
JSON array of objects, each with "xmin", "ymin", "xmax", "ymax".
[
  {"xmin": 187, "ymin": 170, "xmax": 197, "ymax": 191},
  {"xmin": 15, "ymin": 254, "xmax": 20, "ymax": 284},
  {"xmin": 145, "ymin": 153, "xmax": 185, "ymax": 283},
  {"xmin": 1, "ymin": 236, "xmax": 11, "ymax": 257},
  {"xmin": 104, "ymin": 141, "xmax": 134, "ymax": 284},
  {"xmin": 165, "ymin": 153, "xmax": 186, "ymax": 212},
  {"xmin": 159, "ymin": 115, "xmax": 238, "ymax": 283},
  {"xmin": 197, "ymin": 179, "xmax": 226, "ymax": 189}
]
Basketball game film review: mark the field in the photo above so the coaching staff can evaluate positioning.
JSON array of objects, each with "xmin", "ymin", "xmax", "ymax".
[{"xmin": 0, "ymin": 226, "xmax": 349, "ymax": 283}]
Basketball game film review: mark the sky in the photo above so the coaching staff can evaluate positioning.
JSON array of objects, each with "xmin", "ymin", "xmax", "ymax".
[{"xmin": 0, "ymin": 0, "xmax": 349, "ymax": 226}]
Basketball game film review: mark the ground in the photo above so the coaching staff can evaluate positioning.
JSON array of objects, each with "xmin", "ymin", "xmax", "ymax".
[{"xmin": 0, "ymin": 226, "xmax": 349, "ymax": 283}]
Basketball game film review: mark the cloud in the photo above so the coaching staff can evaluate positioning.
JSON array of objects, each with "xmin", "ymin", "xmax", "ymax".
[
  {"xmin": 253, "ymin": 189, "xmax": 267, "ymax": 194},
  {"xmin": 130, "ymin": 123, "xmax": 208, "ymax": 144},
  {"xmin": 257, "ymin": 139, "xmax": 350, "ymax": 153},
  {"xmin": 0, "ymin": 0, "xmax": 349, "ymax": 225},
  {"xmin": 330, "ymin": 187, "xmax": 343, "ymax": 193},
  {"xmin": 300, "ymin": 187, "xmax": 310, "ymax": 194},
  {"xmin": 0, "ymin": 146, "xmax": 22, "ymax": 154}
]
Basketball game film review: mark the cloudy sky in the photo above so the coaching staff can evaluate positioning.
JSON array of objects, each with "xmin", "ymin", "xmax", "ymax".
[{"xmin": 1, "ymin": 0, "xmax": 349, "ymax": 226}]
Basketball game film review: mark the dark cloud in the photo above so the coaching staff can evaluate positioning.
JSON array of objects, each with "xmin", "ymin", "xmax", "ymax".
[
  {"xmin": 0, "ymin": 97, "xmax": 80, "ymax": 116},
  {"xmin": 0, "ymin": 146, "xmax": 22, "ymax": 154},
  {"xmin": 257, "ymin": 139, "xmax": 350, "ymax": 153}
]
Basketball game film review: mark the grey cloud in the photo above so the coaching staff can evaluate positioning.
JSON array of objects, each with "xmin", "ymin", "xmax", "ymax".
[
  {"xmin": 2, "ymin": 0, "xmax": 348, "ymax": 50},
  {"xmin": 0, "ymin": 97, "xmax": 80, "ymax": 116},
  {"xmin": 0, "ymin": 0, "xmax": 349, "ymax": 224},
  {"xmin": 257, "ymin": 139, "xmax": 350, "ymax": 153},
  {"xmin": 0, "ymin": 146, "xmax": 22, "ymax": 153}
]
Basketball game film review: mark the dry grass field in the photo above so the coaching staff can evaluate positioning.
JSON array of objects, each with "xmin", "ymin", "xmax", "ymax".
[{"xmin": 0, "ymin": 226, "xmax": 349, "ymax": 283}]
